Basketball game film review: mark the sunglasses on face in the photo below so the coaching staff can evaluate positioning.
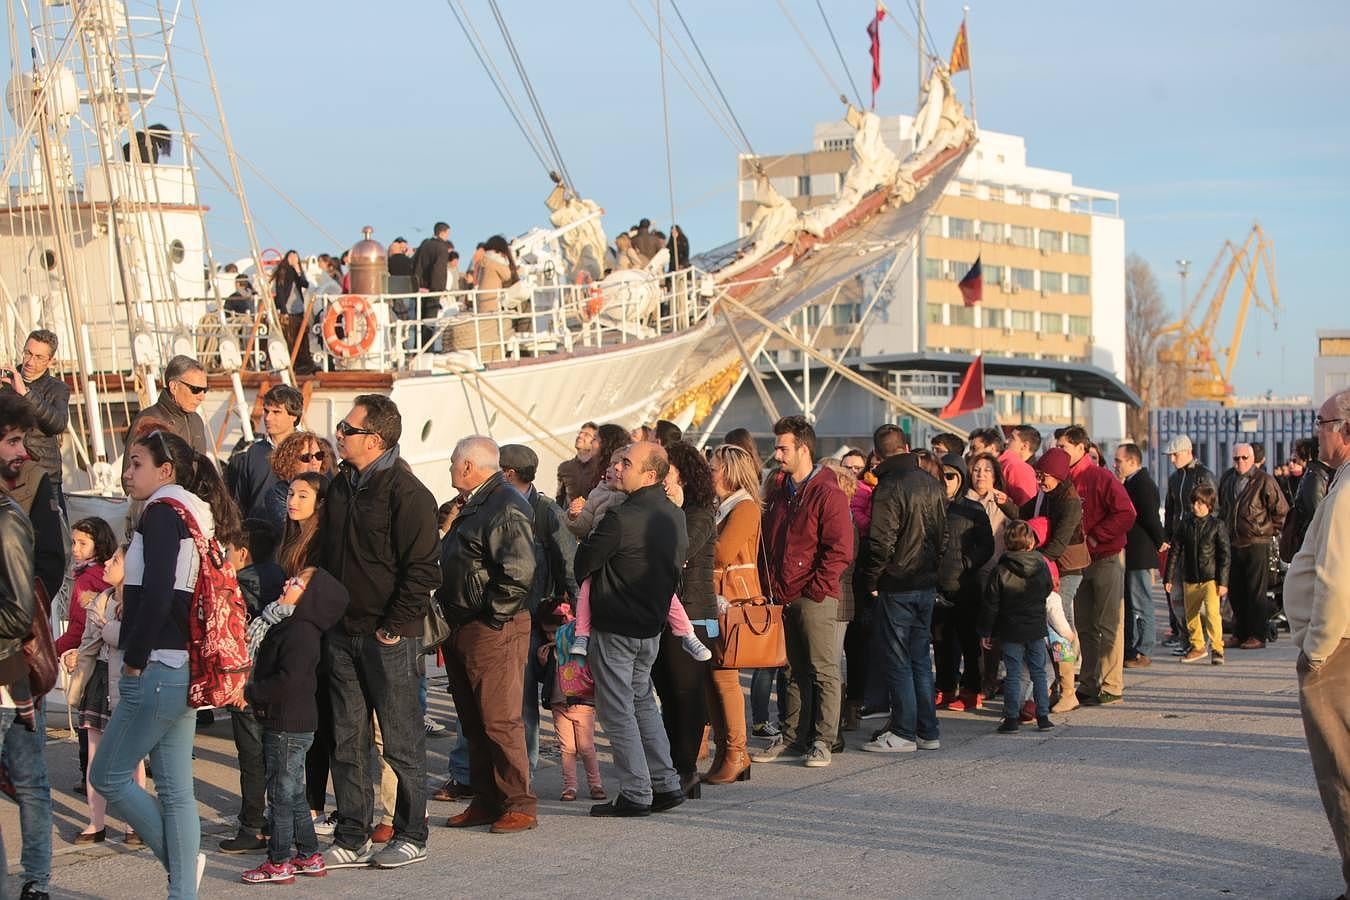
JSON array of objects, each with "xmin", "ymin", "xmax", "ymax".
[
  {"xmin": 1233, "ymin": 455, "xmax": 1251, "ymax": 462},
  {"xmin": 336, "ymin": 420, "xmax": 376, "ymax": 437},
  {"xmin": 174, "ymin": 380, "xmax": 208, "ymax": 396},
  {"xmin": 298, "ymin": 450, "xmax": 326, "ymax": 463},
  {"xmin": 943, "ymin": 472, "xmax": 960, "ymax": 482}
]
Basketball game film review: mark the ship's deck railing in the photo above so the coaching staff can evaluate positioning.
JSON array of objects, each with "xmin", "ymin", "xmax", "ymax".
[{"xmin": 190, "ymin": 266, "xmax": 717, "ymax": 375}]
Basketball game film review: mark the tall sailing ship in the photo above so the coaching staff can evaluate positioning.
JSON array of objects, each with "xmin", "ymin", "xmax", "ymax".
[{"xmin": 0, "ymin": 1, "xmax": 974, "ymax": 510}]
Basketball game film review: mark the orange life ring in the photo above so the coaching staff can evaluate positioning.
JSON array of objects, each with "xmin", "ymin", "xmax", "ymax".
[
  {"xmin": 574, "ymin": 270, "xmax": 603, "ymax": 321},
  {"xmin": 321, "ymin": 295, "xmax": 378, "ymax": 358},
  {"xmin": 259, "ymin": 247, "xmax": 282, "ymax": 272}
]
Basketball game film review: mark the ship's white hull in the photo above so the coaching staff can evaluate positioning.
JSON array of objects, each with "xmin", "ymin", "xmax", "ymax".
[{"xmin": 194, "ymin": 321, "xmax": 711, "ymax": 503}]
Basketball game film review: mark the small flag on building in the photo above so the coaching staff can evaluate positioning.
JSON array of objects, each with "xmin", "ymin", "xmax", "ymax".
[
  {"xmin": 949, "ymin": 21, "xmax": 970, "ymax": 73},
  {"xmin": 867, "ymin": 2, "xmax": 886, "ymax": 109},
  {"xmin": 958, "ymin": 256, "xmax": 982, "ymax": 306},
  {"xmin": 941, "ymin": 353, "xmax": 985, "ymax": 419}
]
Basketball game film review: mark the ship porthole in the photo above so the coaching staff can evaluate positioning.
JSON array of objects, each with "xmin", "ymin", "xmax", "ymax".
[
  {"xmin": 167, "ymin": 239, "xmax": 185, "ymax": 264},
  {"xmin": 41, "ymin": 249, "xmax": 56, "ymax": 271},
  {"xmin": 421, "ymin": 419, "xmax": 432, "ymax": 443}
]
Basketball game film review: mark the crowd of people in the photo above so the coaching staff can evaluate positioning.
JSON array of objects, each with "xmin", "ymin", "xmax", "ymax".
[{"xmin": 0, "ymin": 329, "xmax": 1345, "ymax": 897}]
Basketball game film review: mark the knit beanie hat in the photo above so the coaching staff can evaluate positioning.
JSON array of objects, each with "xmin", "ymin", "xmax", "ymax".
[{"xmin": 1035, "ymin": 447, "xmax": 1071, "ymax": 482}]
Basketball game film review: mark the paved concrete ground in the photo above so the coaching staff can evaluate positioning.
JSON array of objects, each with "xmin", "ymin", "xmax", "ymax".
[{"xmin": 4, "ymin": 618, "xmax": 1343, "ymax": 899}]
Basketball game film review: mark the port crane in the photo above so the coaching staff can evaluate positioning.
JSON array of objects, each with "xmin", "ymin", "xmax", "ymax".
[{"xmin": 1157, "ymin": 223, "xmax": 1280, "ymax": 405}]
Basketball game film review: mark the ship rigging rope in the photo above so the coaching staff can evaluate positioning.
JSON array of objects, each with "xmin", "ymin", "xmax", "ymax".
[
  {"xmin": 444, "ymin": 0, "xmax": 554, "ymax": 177},
  {"xmin": 775, "ymin": 0, "xmax": 849, "ymax": 105},
  {"xmin": 656, "ymin": 0, "xmax": 677, "ymax": 229},
  {"xmin": 816, "ymin": 0, "xmax": 863, "ymax": 108},
  {"xmin": 485, "ymin": 0, "xmax": 577, "ymax": 192},
  {"xmin": 625, "ymin": 1, "xmax": 744, "ymax": 153},
  {"xmin": 903, "ymin": 0, "xmax": 940, "ymax": 60},
  {"xmin": 666, "ymin": 0, "xmax": 756, "ymax": 159}
]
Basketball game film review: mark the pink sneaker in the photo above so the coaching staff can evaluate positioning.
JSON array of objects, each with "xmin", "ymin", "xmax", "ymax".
[
  {"xmin": 290, "ymin": 852, "xmax": 326, "ymax": 877},
  {"xmin": 241, "ymin": 859, "xmax": 296, "ymax": 885}
]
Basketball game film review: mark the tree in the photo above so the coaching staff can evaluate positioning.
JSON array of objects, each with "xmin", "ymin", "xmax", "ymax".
[{"xmin": 1124, "ymin": 254, "xmax": 1185, "ymax": 444}]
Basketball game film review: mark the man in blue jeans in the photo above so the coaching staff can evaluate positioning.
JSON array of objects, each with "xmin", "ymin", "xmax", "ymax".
[
  {"xmin": 1114, "ymin": 442, "xmax": 1166, "ymax": 669},
  {"xmin": 0, "ymin": 485, "xmax": 50, "ymax": 898},
  {"xmin": 856, "ymin": 424, "xmax": 948, "ymax": 754},
  {"xmin": 316, "ymin": 396, "xmax": 440, "ymax": 870}
]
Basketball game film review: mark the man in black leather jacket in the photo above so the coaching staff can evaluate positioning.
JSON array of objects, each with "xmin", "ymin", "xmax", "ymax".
[
  {"xmin": 0, "ymin": 330, "xmax": 69, "ymax": 512},
  {"xmin": 438, "ymin": 436, "xmax": 538, "ymax": 834}
]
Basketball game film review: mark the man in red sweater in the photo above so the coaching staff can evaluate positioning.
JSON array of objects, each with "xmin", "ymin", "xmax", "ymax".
[
  {"xmin": 1001, "ymin": 425, "xmax": 1042, "ymax": 507},
  {"xmin": 1057, "ymin": 427, "xmax": 1137, "ymax": 704},
  {"xmin": 752, "ymin": 416, "xmax": 854, "ymax": 768}
]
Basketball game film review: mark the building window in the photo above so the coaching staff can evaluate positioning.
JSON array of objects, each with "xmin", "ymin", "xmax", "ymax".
[
  {"xmin": 927, "ymin": 303, "xmax": 944, "ymax": 324},
  {"xmin": 924, "ymin": 216, "xmax": 942, "ymax": 237},
  {"xmin": 1068, "ymin": 315, "xmax": 1091, "ymax": 336},
  {"xmin": 1009, "ymin": 225, "xmax": 1033, "ymax": 247},
  {"xmin": 1041, "ymin": 312, "xmax": 1064, "ymax": 334},
  {"xmin": 832, "ymin": 303, "xmax": 862, "ymax": 326},
  {"xmin": 949, "ymin": 305, "xmax": 975, "ymax": 327},
  {"xmin": 1012, "ymin": 268, "xmax": 1036, "ymax": 290},
  {"xmin": 1038, "ymin": 230, "xmax": 1061, "ymax": 253},
  {"xmin": 1041, "ymin": 271, "xmax": 1062, "ymax": 293},
  {"xmin": 988, "ymin": 187, "xmax": 1004, "ymax": 203},
  {"xmin": 797, "ymin": 175, "xmax": 811, "ymax": 197},
  {"xmin": 983, "ymin": 263, "xmax": 1004, "ymax": 285},
  {"xmin": 1068, "ymin": 233, "xmax": 1091, "ymax": 254},
  {"xmin": 1010, "ymin": 310, "xmax": 1035, "ymax": 331},
  {"xmin": 979, "ymin": 221, "xmax": 1001, "ymax": 243},
  {"xmin": 982, "ymin": 308, "xmax": 1004, "ymax": 329},
  {"xmin": 947, "ymin": 217, "xmax": 973, "ymax": 240},
  {"xmin": 959, "ymin": 181, "xmax": 977, "ymax": 198},
  {"xmin": 1068, "ymin": 273, "xmax": 1091, "ymax": 294},
  {"xmin": 822, "ymin": 137, "xmax": 853, "ymax": 152},
  {"xmin": 924, "ymin": 257, "xmax": 943, "ymax": 279}
]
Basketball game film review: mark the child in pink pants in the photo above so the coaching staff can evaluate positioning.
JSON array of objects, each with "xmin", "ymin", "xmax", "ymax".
[{"xmin": 569, "ymin": 577, "xmax": 711, "ymax": 661}]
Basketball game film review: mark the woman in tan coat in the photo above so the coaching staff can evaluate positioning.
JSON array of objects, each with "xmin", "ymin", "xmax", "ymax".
[
  {"xmin": 704, "ymin": 444, "xmax": 764, "ymax": 785},
  {"xmin": 474, "ymin": 234, "xmax": 517, "ymax": 313}
]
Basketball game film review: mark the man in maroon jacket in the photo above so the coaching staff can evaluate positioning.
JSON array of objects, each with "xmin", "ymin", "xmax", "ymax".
[
  {"xmin": 751, "ymin": 416, "xmax": 854, "ymax": 768},
  {"xmin": 1058, "ymin": 427, "xmax": 1137, "ymax": 704}
]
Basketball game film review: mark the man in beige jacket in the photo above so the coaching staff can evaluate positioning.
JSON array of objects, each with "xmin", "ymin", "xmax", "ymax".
[{"xmin": 1287, "ymin": 388, "xmax": 1350, "ymax": 896}]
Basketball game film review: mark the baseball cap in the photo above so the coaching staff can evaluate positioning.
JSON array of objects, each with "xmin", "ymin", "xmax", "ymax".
[
  {"xmin": 499, "ymin": 443, "xmax": 538, "ymax": 474},
  {"xmin": 1165, "ymin": 435, "xmax": 1192, "ymax": 455}
]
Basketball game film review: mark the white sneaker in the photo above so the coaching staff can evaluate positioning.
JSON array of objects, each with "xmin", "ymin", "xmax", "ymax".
[
  {"xmin": 423, "ymin": 715, "xmax": 448, "ymax": 736},
  {"xmin": 313, "ymin": 811, "xmax": 338, "ymax": 837},
  {"xmin": 803, "ymin": 741, "xmax": 832, "ymax": 767},
  {"xmin": 325, "ymin": 839, "xmax": 375, "ymax": 869},
  {"xmin": 680, "ymin": 633, "xmax": 713, "ymax": 662},
  {"xmin": 862, "ymin": 731, "xmax": 918, "ymax": 753},
  {"xmin": 196, "ymin": 851, "xmax": 206, "ymax": 891},
  {"xmin": 916, "ymin": 738, "xmax": 941, "ymax": 750}
]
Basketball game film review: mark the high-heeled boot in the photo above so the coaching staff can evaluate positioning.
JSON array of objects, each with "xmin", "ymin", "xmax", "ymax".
[{"xmin": 702, "ymin": 749, "xmax": 751, "ymax": 785}]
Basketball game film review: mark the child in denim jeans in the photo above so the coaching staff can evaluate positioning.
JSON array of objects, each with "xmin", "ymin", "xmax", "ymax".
[
  {"xmin": 241, "ymin": 567, "xmax": 350, "ymax": 885},
  {"xmin": 979, "ymin": 521, "xmax": 1058, "ymax": 734}
]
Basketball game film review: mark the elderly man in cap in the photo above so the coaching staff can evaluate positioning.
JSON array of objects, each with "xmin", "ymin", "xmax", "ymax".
[
  {"xmin": 500, "ymin": 443, "xmax": 577, "ymax": 776},
  {"xmin": 1162, "ymin": 435, "xmax": 1216, "ymax": 650},
  {"xmin": 438, "ymin": 436, "xmax": 539, "ymax": 834}
]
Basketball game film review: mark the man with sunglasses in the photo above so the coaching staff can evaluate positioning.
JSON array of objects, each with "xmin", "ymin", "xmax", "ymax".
[
  {"xmin": 0, "ymin": 330, "xmax": 70, "ymax": 514},
  {"xmin": 126, "ymin": 355, "xmax": 214, "ymax": 464},
  {"xmin": 316, "ymin": 395, "xmax": 439, "ymax": 870},
  {"xmin": 1218, "ymin": 441, "xmax": 1289, "ymax": 650},
  {"xmin": 225, "ymin": 384, "xmax": 304, "ymax": 521}
]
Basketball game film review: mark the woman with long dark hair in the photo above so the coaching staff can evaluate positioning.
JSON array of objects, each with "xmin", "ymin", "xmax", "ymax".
[
  {"xmin": 90, "ymin": 429, "xmax": 241, "ymax": 898},
  {"xmin": 273, "ymin": 250, "xmax": 313, "ymax": 371},
  {"xmin": 476, "ymin": 235, "xmax": 518, "ymax": 313},
  {"xmin": 650, "ymin": 441, "xmax": 718, "ymax": 799}
]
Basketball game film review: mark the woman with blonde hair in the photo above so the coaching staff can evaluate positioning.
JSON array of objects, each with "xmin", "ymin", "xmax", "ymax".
[{"xmin": 703, "ymin": 444, "xmax": 764, "ymax": 785}]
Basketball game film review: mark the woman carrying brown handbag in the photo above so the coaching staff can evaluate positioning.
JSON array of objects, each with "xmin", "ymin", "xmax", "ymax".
[{"xmin": 704, "ymin": 444, "xmax": 765, "ymax": 785}]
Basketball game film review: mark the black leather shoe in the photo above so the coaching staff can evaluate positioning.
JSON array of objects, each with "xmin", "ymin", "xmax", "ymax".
[
  {"xmin": 590, "ymin": 794, "xmax": 652, "ymax": 818},
  {"xmin": 650, "ymin": 789, "xmax": 685, "ymax": 813}
]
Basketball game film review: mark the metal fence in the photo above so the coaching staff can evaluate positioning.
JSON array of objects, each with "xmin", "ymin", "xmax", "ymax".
[{"xmin": 1147, "ymin": 405, "xmax": 1318, "ymax": 481}]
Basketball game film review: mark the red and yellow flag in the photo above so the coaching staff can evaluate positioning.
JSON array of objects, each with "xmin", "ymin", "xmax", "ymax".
[{"xmin": 949, "ymin": 22, "xmax": 970, "ymax": 73}]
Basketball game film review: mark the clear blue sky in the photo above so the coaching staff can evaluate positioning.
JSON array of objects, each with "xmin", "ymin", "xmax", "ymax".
[{"xmin": 12, "ymin": 1, "xmax": 1347, "ymax": 397}]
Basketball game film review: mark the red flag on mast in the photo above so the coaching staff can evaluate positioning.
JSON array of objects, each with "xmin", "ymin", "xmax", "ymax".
[
  {"xmin": 940, "ymin": 354, "xmax": 985, "ymax": 419},
  {"xmin": 867, "ymin": 3, "xmax": 885, "ymax": 109},
  {"xmin": 958, "ymin": 256, "xmax": 983, "ymax": 306},
  {"xmin": 949, "ymin": 21, "xmax": 970, "ymax": 74}
]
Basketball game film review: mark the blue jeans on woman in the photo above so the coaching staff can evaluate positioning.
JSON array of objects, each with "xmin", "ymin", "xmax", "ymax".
[
  {"xmin": 264, "ymin": 730, "xmax": 318, "ymax": 865},
  {"xmin": 1003, "ymin": 638, "xmax": 1050, "ymax": 720},
  {"xmin": 90, "ymin": 662, "xmax": 199, "ymax": 899}
]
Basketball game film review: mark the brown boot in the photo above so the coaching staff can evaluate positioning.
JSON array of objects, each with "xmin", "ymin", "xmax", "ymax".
[
  {"xmin": 702, "ymin": 750, "xmax": 751, "ymax": 785},
  {"xmin": 842, "ymin": 699, "xmax": 861, "ymax": 732},
  {"xmin": 1050, "ymin": 661, "xmax": 1079, "ymax": 713}
]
